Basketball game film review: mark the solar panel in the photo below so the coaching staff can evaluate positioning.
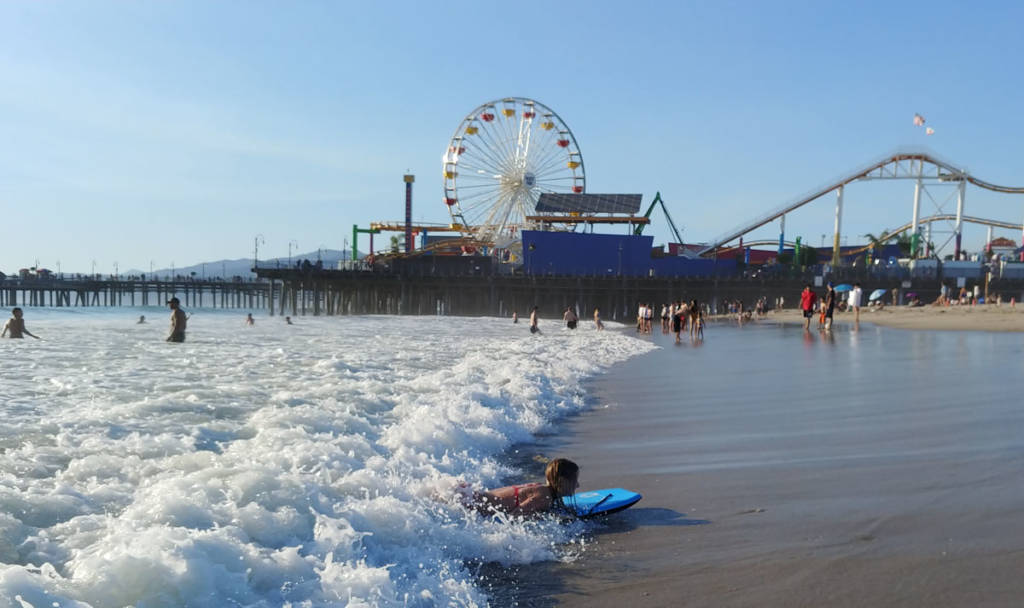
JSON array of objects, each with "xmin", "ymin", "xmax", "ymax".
[{"xmin": 535, "ymin": 193, "xmax": 643, "ymax": 214}]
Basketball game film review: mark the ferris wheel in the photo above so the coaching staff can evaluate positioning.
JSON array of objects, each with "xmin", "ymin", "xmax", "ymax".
[{"xmin": 442, "ymin": 97, "xmax": 585, "ymax": 247}]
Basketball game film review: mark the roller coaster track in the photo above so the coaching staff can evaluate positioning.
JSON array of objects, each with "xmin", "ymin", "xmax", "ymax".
[
  {"xmin": 716, "ymin": 215, "xmax": 1022, "ymax": 258},
  {"xmin": 698, "ymin": 149, "xmax": 1024, "ymax": 256}
]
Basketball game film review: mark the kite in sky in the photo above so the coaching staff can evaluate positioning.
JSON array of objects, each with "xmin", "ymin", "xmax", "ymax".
[{"xmin": 913, "ymin": 113, "xmax": 934, "ymax": 135}]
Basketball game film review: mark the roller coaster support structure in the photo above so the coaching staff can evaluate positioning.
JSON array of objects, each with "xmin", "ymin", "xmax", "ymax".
[
  {"xmin": 778, "ymin": 215, "xmax": 785, "ymax": 257},
  {"xmin": 698, "ymin": 149, "xmax": 1024, "ymax": 260},
  {"xmin": 955, "ymin": 179, "xmax": 965, "ymax": 259},
  {"xmin": 832, "ymin": 186, "xmax": 844, "ymax": 266}
]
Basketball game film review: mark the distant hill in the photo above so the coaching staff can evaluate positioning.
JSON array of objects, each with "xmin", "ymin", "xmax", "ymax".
[{"xmin": 123, "ymin": 249, "xmax": 361, "ymax": 280}]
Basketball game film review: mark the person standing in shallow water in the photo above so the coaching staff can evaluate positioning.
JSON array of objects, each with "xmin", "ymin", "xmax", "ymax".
[
  {"xmin": 2, "ymin": 308, "xmax": 40, "ymax": 339},
  {"xmin": 529, "ymin": 306, "xmax": 541, "ymax": 334},
  {"xmin": 824, "ymin": 282, "xmax": 837, "ymax": 331},
  {"xmin": 800, "ymin": 284, "xmax": 817, "ymax": 330},
  {"xmin": 166, "ymin": 297, "xmax": 187, "ymax": 342},
  {"xmin": 245, "ymin": 313, "xmax": 255, "ymax": 326},
  {"xmin": 563, "ymin": 306, "xmax": 578, "ymax": 330}
]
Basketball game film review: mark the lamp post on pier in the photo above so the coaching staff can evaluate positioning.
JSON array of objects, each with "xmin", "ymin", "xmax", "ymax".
[
  {"xmin": 288, "ymin": 240, "xmax": 298, "ymax": 267},
  {"xmin": 91, "ymin": 259, "xmax": 96, "ymax": 279},
  {"xmin": 253, "ymin": 234, "xmax": 265, "ymax": 271}
]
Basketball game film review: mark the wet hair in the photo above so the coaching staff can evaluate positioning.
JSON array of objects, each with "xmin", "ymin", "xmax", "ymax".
[
  {"xmin": 12, "ymin": 307, "xmax": 23, "ymax": 314},
  {"xmin": 545, "ymin": 458, "xmax": 579, "ymax": 499}
]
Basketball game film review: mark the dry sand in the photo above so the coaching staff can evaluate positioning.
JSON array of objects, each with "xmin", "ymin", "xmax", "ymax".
[{"xmin": 771, "ymin": 303, "xmax": 1024, "ymax": 332}]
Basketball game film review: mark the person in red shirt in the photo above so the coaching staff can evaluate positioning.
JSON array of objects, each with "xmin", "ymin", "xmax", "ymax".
[{"xmin": 800, "ymin": 284, "xmax": 817, "ymax": 330}]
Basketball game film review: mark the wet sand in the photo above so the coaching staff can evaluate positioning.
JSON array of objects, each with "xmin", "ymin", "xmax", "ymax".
[
  {"xmin": 771, "ymin": 303, "xmax": 1024, "ymax": 332},
  {"xmin": 514, "ymin": 322, "xmax": 1024, "ymax": 607}
]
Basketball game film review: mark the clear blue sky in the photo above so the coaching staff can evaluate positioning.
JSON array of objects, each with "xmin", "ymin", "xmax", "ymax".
[{"xmin": 3, "ymin": 0, "xmax": 1023, "ymax": 274}]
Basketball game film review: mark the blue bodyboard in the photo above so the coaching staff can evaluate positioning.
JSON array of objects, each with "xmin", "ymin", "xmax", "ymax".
[{"xmin": 567, "ymin": 488, "xmax": 642, "ymax": 518}]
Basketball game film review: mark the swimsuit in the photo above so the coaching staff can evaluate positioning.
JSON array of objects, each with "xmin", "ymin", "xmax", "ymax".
[{"xmin": 512, "ymin": 483, "xmax": 542, "ymax": 508}]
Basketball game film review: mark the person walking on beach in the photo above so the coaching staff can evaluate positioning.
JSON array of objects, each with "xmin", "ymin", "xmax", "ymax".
[
  {"xmin": 824, "ymin": 282, "xmax": 837, "ymax": 331},
  {"xmin": 800, "ymin": 284, "xmax": 817, "ymax": 330},
  {"xmin": 849, "ymin": 283, "xmax": 863, "ymax": 324},
  {"xmin": 593, "ymin": 307, "xmax": 604, "ymax": 330},
  {"xmin": 2, "ymin": 308, "xmax": 40, "ymax": 339},
  {"xmin": 512, "ymin": 311, "xmax": 519, "ymax": 324},
  {"xmin": 166, "ymin": 297, "xmax": 187, "ymax": 343},
  {"xmin": 563, "ymin": 306, "xmax": 578, "ymax": 330},
  {"xmin": 529, "ymin": 306, "xmax": 541, "ymax": 334}
]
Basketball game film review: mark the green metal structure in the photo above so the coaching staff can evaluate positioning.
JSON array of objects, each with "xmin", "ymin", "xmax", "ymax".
[
  {"xmin": 634, "ymin": 191, "xmax": 684, "ymax": 244},
  {"xmin": 352, "ymin": 225, "xmax": 381, "ymax": 264}
]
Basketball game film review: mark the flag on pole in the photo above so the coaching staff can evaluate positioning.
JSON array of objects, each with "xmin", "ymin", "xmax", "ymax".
[
  {"xmin": 913, "ymin": 113, "xmax": 926, "ymax": 126},
  {"xmin": 926, "ymin": 127, "xmax": 935, "ymax": 135}
]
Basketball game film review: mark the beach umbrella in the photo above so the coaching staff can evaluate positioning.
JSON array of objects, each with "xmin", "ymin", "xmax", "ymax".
[
  {"xmin": 869, "ymin": 288, "xmax": 886, "ymax": 301},
  {"xmin": 834, "ymin": 284, "xmax": 853, "ymax": 292}
]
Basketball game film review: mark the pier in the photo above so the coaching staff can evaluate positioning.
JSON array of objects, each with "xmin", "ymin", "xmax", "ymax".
[
  {"xmin": 255, "ymin": 266, "xmax": 1024, "ymax": 320},
  {"xmin": 0, "ymin": 278, "xmax": 270, "ymax": 310},
  {"xmin": 5, "ymin": 267, "xmax": 1022, "ymax": 319}
]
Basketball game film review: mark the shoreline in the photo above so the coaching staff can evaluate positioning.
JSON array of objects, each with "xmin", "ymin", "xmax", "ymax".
[{"xmin": 746, "ymin": 303, "xmax": 1024, "ymax": 332}]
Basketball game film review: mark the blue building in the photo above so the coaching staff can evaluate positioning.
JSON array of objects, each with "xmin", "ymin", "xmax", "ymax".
[{"xmin": 521, "ymin": 231, "xmax": 736, "ymax": 277}]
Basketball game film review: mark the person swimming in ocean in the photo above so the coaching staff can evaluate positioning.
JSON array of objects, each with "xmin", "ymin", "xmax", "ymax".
[{"xmin": 462, "ymin": 458, "xmax": 580, "ymax": 517}]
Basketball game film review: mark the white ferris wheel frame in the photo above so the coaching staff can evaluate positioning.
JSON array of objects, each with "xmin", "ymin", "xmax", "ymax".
[{"xmin": 443, "ymin": 97, "xmax": 586, "ymax": 247}]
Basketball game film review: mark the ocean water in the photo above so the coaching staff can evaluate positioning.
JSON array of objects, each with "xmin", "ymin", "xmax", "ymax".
[{"xmin": 0, "ymin": 308, "xmax": 654, "ymax": 607}]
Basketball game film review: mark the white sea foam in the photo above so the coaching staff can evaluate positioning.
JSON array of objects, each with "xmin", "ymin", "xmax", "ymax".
[{"xmin": 0, "ymin": 309, "xmax": 653, "ymax": 607}]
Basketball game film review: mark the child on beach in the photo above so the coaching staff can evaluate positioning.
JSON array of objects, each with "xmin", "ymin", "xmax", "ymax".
[
  {"xmin": 593, "ymin": 307, "xmax": 604, "ymax": 330},
  {"xmin": 462, "ymin": 458, "xmax": 580, "ymax": 517},
  {"xmin": 2, "ymin": 308, "xmax": 40, "ymax": 339}
]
